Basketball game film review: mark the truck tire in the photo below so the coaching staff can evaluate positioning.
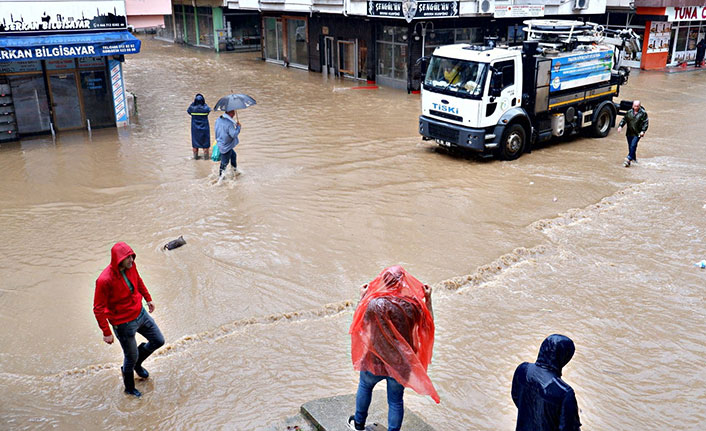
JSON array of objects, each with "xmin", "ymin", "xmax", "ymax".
[
  {"xmin": 591, "ymin": 105, "xmax": 614, "ymax": 138},
  {"xmin": 498, "ymin": 124, "xmax": 526, "ymax": 160}
]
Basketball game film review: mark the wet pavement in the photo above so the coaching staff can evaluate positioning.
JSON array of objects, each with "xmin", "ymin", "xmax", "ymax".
[{"xmin": 1, "ymin": 37, "xmax": 705, "ymax": 430}]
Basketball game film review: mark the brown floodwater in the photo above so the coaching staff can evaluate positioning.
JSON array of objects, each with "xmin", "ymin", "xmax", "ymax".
[{"xmin": 1, "ymin": 37, "xmax": 705, "ymax": 430}]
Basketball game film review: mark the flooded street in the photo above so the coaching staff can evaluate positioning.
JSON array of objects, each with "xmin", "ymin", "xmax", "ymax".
[{"xmin": 1, "ymin": 37, "xmax": 706, "ymax": 430}]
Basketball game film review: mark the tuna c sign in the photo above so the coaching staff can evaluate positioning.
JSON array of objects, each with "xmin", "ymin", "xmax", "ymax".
[{"xmin": 666, "ymin": 6, "xmax": 706, "ymax": 22}]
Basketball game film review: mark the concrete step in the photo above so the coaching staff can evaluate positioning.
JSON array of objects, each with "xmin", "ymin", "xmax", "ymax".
[{"xmin": 300, "ymin": 393, "xmax": 434, "ymax": 431}]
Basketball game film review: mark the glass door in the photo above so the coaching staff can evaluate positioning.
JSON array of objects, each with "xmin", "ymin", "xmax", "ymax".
[
  {"xmin": 48, "ymin": 73, "xmax": 83, "ymax": 130},
  {"xmin": 324, "ymin": 36, "xmax": 335, "ymax": 74},
  {"xmin": 264, "ymin": 17, "xmax": 283, "ymax": 63}
]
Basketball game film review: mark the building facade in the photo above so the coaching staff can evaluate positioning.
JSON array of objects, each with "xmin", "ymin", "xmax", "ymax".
[
  {"xmin": 0, "ymin": 0, "xmax": 141, "ymax": 142},
  {"xmin": 606, "ymin": 0, "xmax": 706, "ymax": 69},
  {"xmin": 158, "ymin": 0, "xmax": 261, "ymax": 52},
  {"xmin": 224, "ymin": 0, "xmax": 610, "ymax": 91}
]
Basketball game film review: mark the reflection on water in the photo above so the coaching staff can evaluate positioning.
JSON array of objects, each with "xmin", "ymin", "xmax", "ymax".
[{"xmin": 1, "ymin": 38, "xmax": 705, "ymax": 430}]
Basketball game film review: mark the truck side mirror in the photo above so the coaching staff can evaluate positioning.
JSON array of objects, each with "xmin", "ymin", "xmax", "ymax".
[
  {"xmin": 489, "ymin": 70, "xmax": 503, "ymax": 97},
  {"xmin": 416, "ymin": 56, "xmax": 430, "ymax": 76}
]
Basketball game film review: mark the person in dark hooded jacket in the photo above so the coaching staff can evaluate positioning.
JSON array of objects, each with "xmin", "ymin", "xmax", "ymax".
[
  {"xmin": 696, "ymin": 39, "xmax": 706, "ymax": 68},
  {"xmin": 93, "ymin": 242, "xmax": 165, "ymax": 397},
  {"xmin": 187, "ymin": 94, "xmax": 211, "ymax": 159},
  {"xmin": 512, "ymin": 334, "xmax": 581, "ymax": 431}
]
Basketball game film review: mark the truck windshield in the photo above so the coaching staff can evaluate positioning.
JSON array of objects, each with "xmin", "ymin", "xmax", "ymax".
[{"xmin": 424, "ymin": 56, "xmax": 487, "ymax": 99}]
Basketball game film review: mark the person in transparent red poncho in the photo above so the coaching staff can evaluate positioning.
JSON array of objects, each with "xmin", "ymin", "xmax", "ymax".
[{"xmin": 347, "ymin": 266, "xmax": 439, "ymax": 431}]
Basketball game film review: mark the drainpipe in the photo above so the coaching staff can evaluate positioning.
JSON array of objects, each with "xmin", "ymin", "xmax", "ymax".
[{"xmin": 343, "ymin": 0, "xmax": 348, "ymax": 17}]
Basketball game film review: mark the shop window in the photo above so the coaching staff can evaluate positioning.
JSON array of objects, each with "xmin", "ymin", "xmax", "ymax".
[
  {"xmin": 185, "ymin": 7, "xmax": 197, "ymax": 45},
  {"xmin": 8, "ymin": 75, "xmax": 51, "ymax": 134},
  {"xmin": 174, "ymin": 9, "xmax": 185, "ymax": 42},
  {"xmin": 197, "ymin": 7, "xmax": 214, "ymax": 47},
  {"xmin": 377, "ymin": 26, "xmax": 408, "ymax": 82},
  {"xmin": 287, "ymin": 18, "xmax": 308, "ymax": 67}
]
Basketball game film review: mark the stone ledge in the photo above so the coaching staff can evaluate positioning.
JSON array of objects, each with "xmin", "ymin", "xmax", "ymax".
[{"xmin": 301, "ymin": 393, "xmax": 434, "ymax": 431}]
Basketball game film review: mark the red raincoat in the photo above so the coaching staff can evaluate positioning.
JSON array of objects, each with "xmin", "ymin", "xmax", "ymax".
[
  {"xmin": 93, "ymin": 242, "xmax": 152, "ymax": 336},
  {"xmin": 350, "ymin": 266, "xmax": 440, "ymax": 403}
]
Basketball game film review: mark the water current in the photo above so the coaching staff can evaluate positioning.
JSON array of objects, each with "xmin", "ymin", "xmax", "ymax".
[{"xmin": 1, "ymin": 38, "xmax": 705, "ymax": 430}]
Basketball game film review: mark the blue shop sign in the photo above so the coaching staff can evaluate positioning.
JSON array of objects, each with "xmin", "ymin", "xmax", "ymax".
[{"xmin": 0, "ymin": 31, "xmax": 140, "ymax": 62}]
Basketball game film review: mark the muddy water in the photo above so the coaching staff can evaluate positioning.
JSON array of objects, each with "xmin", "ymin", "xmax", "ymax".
[{"xmin": 1, "ymin": 37, "xmax": 705, "ymax": 430}]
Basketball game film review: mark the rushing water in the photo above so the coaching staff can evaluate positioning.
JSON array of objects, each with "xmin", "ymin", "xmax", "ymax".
[{"xmin": 1, "ymin": 38, "xmax": 705, "ymax": 430}]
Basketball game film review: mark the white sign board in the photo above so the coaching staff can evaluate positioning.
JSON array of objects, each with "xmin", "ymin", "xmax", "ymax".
[
  {"xmin": 0, "ymin": 1, "xmax": 127, "ymax": 34},
  {"xmin": 494, "ymin": 4, "xmax": 544, "ymax": 18},
  {"xmin": 666, "ymin": 6, "xmax": 706, "ymax": 22}
]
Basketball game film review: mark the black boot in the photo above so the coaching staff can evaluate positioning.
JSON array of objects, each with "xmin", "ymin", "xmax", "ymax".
[
  {"xmin": 134, "ymin": 342, "xmax": 150, "ymax": 379},
  {"xmin": 122, "ymin": 367, "xmax": 142, "ymax": 397}
]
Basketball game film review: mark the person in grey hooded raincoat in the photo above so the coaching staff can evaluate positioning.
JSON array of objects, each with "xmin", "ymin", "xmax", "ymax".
[
  {"xmin": 512, "ymin": 334, "xmax": 581, "ymax": 431},
  {"xmin": 215, "ymin": 110, "xmax": 241, "ymax": 177}
]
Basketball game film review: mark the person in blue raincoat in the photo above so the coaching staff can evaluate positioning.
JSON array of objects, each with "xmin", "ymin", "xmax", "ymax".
[
  {"xmin": 512, "ymin": 334, "xmax": 582, "ymax": 431},
  {"xmin": 187, "ymin": 94, "xmax": 211, "ymax": 160}
]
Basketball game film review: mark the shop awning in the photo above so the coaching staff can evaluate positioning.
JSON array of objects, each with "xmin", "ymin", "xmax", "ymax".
[{"xmin": 0, "ymin": 31, "xmax": 141, "ymax": 62}]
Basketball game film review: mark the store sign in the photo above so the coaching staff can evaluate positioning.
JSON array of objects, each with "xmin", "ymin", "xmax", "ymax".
[
  {"xmin": 0, "ymin": 39, "xmax": 140, "ymax": 62},
  {"xmin": 0, "ymin": 60, "xmax": 42, "ymax": 73},
  {"xmin": 368, "ymin": 0, "xmax": 459, "ymax": 21},
  {"xmin": 666, "ymin": 6, "xmax": 706, "ymax": 22},
  {"xmin": 494, "ymin": 5, "xmax": 544, "ymax": 18},
  {"xmin": 0, "ymin": 1, "xmax": 127, "ymax": 34},
  {"xmin": 109, "ymin": 59, "xmax": 128, "ymax": 127}
]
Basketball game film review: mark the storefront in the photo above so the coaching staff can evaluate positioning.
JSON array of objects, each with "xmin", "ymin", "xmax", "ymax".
[
  {"xmin": 0, "ymin": 1, "xmax": 140, "ymax": 142},
  {"xmin": 638, "ymin": 5, "xmax": 706, "ymax": 69},
  {"xmin": 262, "ymin": 15, "xmax": 309, "ymax": 68}
]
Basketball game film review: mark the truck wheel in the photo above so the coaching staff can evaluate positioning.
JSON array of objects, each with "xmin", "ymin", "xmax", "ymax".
[
  {"xmin": 592, "ymin": 105, "xmax": 614, "ymax": 138},
  {"xmin": 499, "ymin": 124, "xmax": 526, "ymax": 160}
]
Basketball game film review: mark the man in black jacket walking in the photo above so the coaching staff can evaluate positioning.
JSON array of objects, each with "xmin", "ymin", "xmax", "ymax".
[
  {"xmin": 618, "ymin": 100, "xmax": 649, "ymax": 167},
  {"xmin": 512, "ymin": 334, "xmax": 581, "ymax": 431}
]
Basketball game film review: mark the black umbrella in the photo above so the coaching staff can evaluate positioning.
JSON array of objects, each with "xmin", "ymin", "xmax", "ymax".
[{"xmin": 214, "ymin": 94, "xmax": 256, "ymax": 122}]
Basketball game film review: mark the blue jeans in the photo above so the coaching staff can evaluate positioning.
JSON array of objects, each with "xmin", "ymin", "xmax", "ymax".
[
  {"xmin": 114, "ymin": 307, "xmax": 165, "ymax": 373},
  {"xmin": 626, "ymin": 135, "xmax": 641, "ymax": 161},
  {"xmin": 354, "ymin": 371, "xmax": 405, "ymax": 431},
  {"xmin": 219, "ymin": 149, "xmax": 237, "ymax": 175}
]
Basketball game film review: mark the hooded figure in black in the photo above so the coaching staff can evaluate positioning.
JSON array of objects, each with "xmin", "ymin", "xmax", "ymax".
[
  {"xmin": 187, "ymin": 94, "xmax": 211, "ymax": 159},
  {"xmin": 696, "ymin": 39, "xmax": 706, "ymax": 68},
  {"xmin": 512, "ymin": 334, "xmax": 581, "ymax": 431}
]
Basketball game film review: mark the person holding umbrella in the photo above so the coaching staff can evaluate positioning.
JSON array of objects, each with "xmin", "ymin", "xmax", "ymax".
[
  {"xmin": 187, "ymin": 94, "xmax": 211, "ymax": 160},
  {"xmin": 214, "ymin": 93, "xmax": 256, "ymax": 178}
]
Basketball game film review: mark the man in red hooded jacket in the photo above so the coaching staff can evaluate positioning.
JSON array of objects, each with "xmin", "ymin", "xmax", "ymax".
[{"xmin": 93, "ymin": 242, "xmax": 164, "ymax": 397}]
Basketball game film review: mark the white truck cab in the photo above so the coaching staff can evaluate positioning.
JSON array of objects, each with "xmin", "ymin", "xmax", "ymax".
[{"xmin": 419, "ymin": 20, "xmax": 639, "ymax": 160}]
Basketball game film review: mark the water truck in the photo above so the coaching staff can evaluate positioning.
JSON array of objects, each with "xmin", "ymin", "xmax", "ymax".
[{"xmin": 418, "ymin": 19, "xmax": 641, "ymax": 159}]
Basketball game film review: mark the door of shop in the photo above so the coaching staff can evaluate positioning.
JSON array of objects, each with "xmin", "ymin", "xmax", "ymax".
[
  {"xmin": 323, "ymin": 36, "xmax": 335, "ymax": 74},
  {"xmin": 48, "ymin": 73, "xmax": 84, "ymax": 131},
  {"xmin": 338, "ymin": 40, "xmax": 357, "ymax": 78},
  {"xmin": 264, "ymin": 17, "xmax": 284, "ymax": 63}
]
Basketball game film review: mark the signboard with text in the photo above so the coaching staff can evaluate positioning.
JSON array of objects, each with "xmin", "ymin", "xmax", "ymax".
[
  {"xmin": 0, "ymin": 1, "xmax": 127, "ymax": 34},
  {"xmin": 666, "ymin": 6, "xmax": 706, "ymax": 22},
  {"xmin": 0, "ymin": 37, "xmax": 141, "ymax": 62},
  {"xmin": 368, "ymin": 0, "xmax": 459, "ymax": 21},
  {"xmin": 494, "ymin": 4, "xmax": 545, "ymax": 18},
  {"xmin": 108, "ymin": 58, "xmax": 128, "ymax": 127}
]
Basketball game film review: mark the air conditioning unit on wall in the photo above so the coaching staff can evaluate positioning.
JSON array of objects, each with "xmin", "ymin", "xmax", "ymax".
[
  {"xmin": 479, "ymin": 0, "xmax": 495, "ymax": 14},
  {"xmin": 573, "ymin": 0, "xmax": 589, "ymax": 10}
]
